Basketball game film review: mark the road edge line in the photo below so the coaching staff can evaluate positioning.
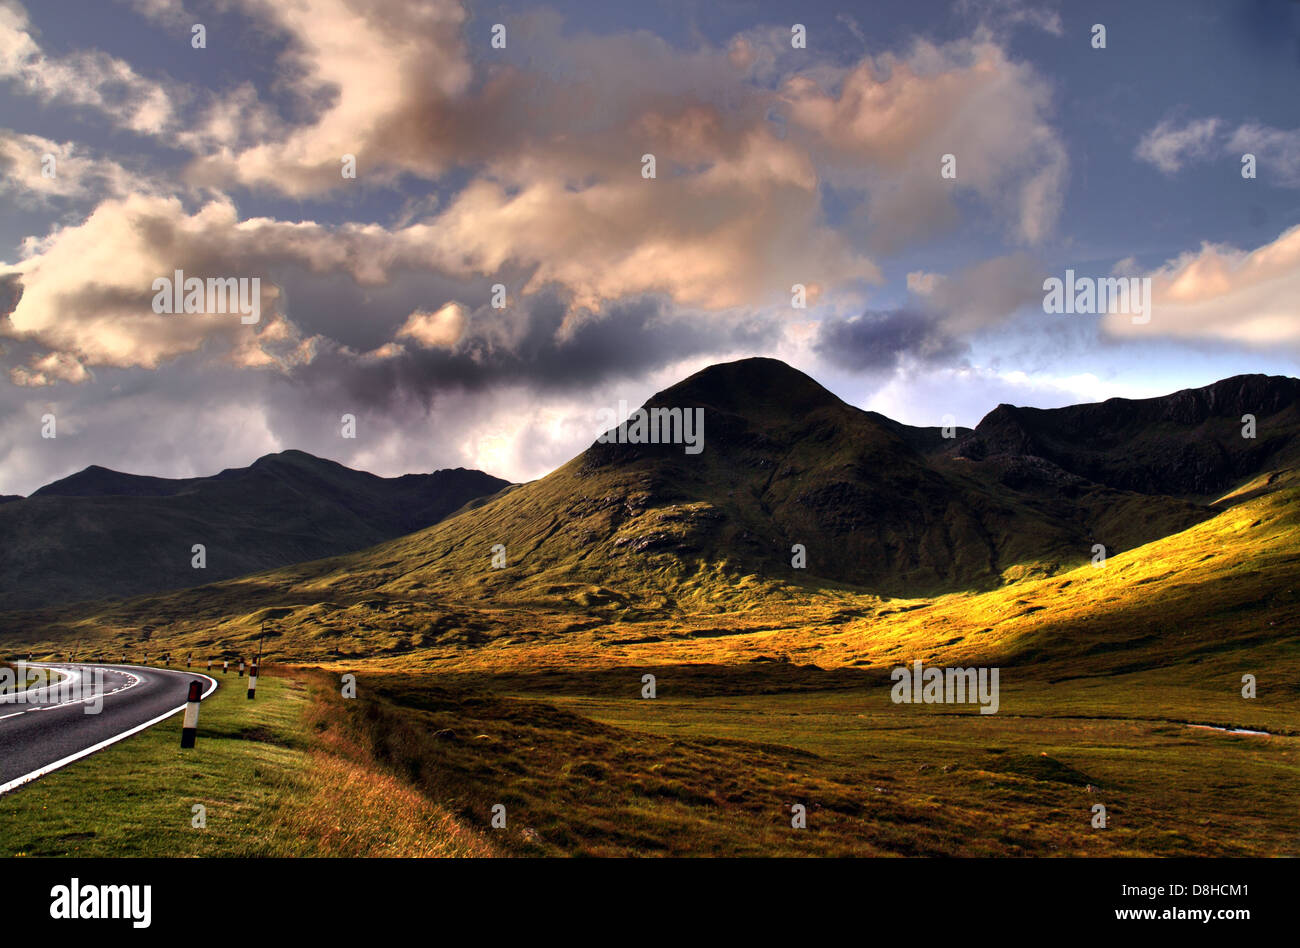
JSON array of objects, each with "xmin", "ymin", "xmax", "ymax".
[{"xmin": 0, "ymin": 670, "xmax": 219, "ymax": 797}]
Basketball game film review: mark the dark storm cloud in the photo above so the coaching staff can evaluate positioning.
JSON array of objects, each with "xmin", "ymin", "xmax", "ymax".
[
  {"xmin": 298, "ymin": 290, "xmax": 781, "ymax": 411},
  {"xmin": 814, "ymin": 309, "xmax": 968, "ymax": 373}
]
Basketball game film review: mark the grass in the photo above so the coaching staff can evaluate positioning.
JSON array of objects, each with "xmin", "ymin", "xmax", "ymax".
[
  {"xmin": 305, "ymin": 664, "xmax": 1298, "ymax": 857},
  {"xmin": 1, "ymin": 457, "xmax": 1296, "ymax": 857},
  {"xmin": 0, "ymin": 668, "xmax": 494, "ymax": 857},
  {"xmin": 4, "ymin": 656, "xmax": 1295, "ymax": 857}
]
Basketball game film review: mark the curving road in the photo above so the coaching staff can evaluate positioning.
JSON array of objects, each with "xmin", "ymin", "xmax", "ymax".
[{"xmin": 0, "ymin": 662, "xmax": 218, "ymax": 795}]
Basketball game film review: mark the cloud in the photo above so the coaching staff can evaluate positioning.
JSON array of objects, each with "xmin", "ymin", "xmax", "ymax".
[
  {"xmin": 0, "ymin": 194, "xmax": 307, "ymax": 379},
  {"xmin": 421, "ymin": 124, "xmax": 880, "ymax": 319},
  {"xmin": 814, "ymin": 308, "xmax": 967, "ymax": 373},
  {"xmin": 0, "ymin": 131, "xmax": 145, "ymax": 203},
  {"xmin": 175, "ymin": 2, "xmax": 1062, "ymax": 303},
  {"xmin": 1227, "ymin": 122, "xmax": 1300, "ymax": 187},
  {"xmin": 396, "ymin": 302, "xmax": 469, "ymax": 349},
  {"xmin": 0, "ymin": 1, "xmax": 176, "ymax": 134},
  {"xmin": 0, "ymin": 182, "xmax": 824, "ymax": 381},
  {"xmin": 2, "ymin": 0, "xmax": 1073, "ymax": 373},
  {"xmin": 8, "ymin": 349, "xmax": 90, "ymax": 386},
  {"xmin": 1102, "ymin": 224, "xmax": 1300, "ymax": 346},
  {"xmin": 781, "ymin": 35, "xmax": 1068, "ymax": 245},
  {"xmin": 1137, "ymin": 115, "xmax": 1300, "ymax": 186},
  {"xmin": 908, "ymin": 252, "xmax": 1047, "ymax": 332},
  {"xmin": 181, "ymin": 0, "xmax": 473, "ymax": 194},
  {"xmin": 957, "ymin": 0, "xmax": 1064, "ymax": 38},
  {"xmin": 816, "ymin": 252, "xmax": 1047, "ymax": 377},
  {"xmin": 1136, "ymin": 117, "xmax": 1223, "ymax": 173},
  {"xmin": 122, "ymin": 0, "xmax": 193, "ymax": 30},
  {"xmin": 177, "ymin": 2, "xmax": 884, "ymax": 315},
  {"xmin": 307, "ymin": 291, "xmax": 783, "ymax": 409}
]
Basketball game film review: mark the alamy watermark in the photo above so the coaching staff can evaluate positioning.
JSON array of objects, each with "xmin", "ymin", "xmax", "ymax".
[
  {"xmin": 596, "ymin": 400, "xmax": 704, "ymax": 455},
  {"xmin": 890, "ymin": 659, "xmax": 999, "ymax": 714},
  {"xmin": 1043, "ymin": 270, "xmax": 1151, "ymax": 325},
  {"xmin": 152, "ymin": 269, "xmax": 260, "ymax": 324},
  {"xmin": 49, "ymin": 878, "xmax": 150, "ymax": 928},
  {"xmin": 0, "ymin": 665, "xmax": 106, "ymax": 714}
]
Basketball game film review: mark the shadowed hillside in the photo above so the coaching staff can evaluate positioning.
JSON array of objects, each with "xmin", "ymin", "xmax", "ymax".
[
  {"xmin": 952, "ymin": 374, "xmax": 1300, "ymax": 495},
  {"xmin": 0, "ymin": 450, "xmax": 509, "ymax": 610}
]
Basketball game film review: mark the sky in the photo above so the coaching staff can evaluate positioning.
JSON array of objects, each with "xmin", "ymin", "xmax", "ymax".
[{"xmin": 1, "ymin": 0, "xmax": 1298, "ymax": 495}]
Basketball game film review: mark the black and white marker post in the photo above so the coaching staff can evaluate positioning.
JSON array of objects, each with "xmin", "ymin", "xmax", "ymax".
[
  {"xmin": 238, "ymin": 659, "xmax": 245, "ymax": 678},
  {"xmin": 223, "ymin": 660, "xmax": 229, "ymax": 675},
  {"xmin": 248, "ymin": 620, "xmax": 269, "ymax": 701},
  {"xmin": 180, "ymin": 681, "xmax": 202, "ymax": 748}
]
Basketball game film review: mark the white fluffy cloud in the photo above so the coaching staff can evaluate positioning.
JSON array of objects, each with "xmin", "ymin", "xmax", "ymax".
[
  {"xmin": 183, "ymin": 0, "xmax": 472, "ymax": 194},
  {"xmin": 0, "ymin": 2, "xmax": 175, "ymax": 135},
  {"xmin": 0, "ymin": 131, "xmax": 145, "ymax": 202},
  {"xmin": 781, "ymin": 35, "xmax": 1068, "ymax": 245},
  {"xmin": 1, "ymin": 0, "xmax": 1079, "ymax": 387},
  {"xmin": 396, "ymin": 302, "xmax": 469, "ymax": 349},
  {"xmin": 1103, "ymin": 225, "xmax": 1300, "ymax": 346},
  {"xmin": 2, "ymin": 194, "xmax": 292, "ymax": 378}
]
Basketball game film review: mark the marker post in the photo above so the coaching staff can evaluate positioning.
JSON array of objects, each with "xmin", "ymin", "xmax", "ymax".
[{"xmin": 180, "ymin": 681, "xmax": 202, "ymax": 748}]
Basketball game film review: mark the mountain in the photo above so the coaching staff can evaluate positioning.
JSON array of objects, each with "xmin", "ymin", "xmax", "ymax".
[
  {"xmin": 951, "ymin": 374, "xmax": 1300, "ymax": 495},
  {"xmin": 550, "ymin": 357, "xmax": 1211, "ymax": 593},
  {"xmin": 5, "ymin": 360, "xmax": 1298, "ymax": 662},
  {"xmin": 0, "ymin": 451, "xmax": 509, "ymax": 610}
]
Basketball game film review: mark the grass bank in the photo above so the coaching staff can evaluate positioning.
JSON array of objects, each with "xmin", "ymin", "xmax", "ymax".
[{"xmin": 0, "ymin": 667, "xmax": 494, "ymax": 857}]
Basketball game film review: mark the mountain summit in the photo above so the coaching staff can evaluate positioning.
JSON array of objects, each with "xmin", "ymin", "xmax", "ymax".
[
  {"xmin": 0, "ymin": 452, "xmax": 509, "ymax": 610},
  {"xmin": 562, "ymin": 360, "xmax": 1298, "ymax": 593}
]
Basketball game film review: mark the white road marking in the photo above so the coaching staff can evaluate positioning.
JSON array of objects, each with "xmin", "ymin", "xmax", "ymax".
[
  {"xmin": 0, "ymin": 666, "xmax": 219, "ymax": 796},
  {"xmin": 2, "ymin": 663, "xmax": 143, "ymax": 712}
]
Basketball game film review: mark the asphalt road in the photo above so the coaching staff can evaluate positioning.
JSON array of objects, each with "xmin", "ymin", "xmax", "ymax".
[{"xmin": 0, "ymin": 663, "xmax": 218, "ymax": 795}]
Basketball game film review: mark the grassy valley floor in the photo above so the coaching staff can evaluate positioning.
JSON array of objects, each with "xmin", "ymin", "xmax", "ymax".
[{"xmin": 0, "ymin": 658, "xmax": 1295, "ymax": 857}]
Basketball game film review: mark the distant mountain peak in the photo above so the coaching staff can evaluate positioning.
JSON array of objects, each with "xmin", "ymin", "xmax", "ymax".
[
  {"xmin": 31, "ymin": 464, "xmax": 188, "ymax": 499},
  {"xmin": 653, "ymin": 357, "xmax": 845, "ymax": 416},
  {"xmin": 3, "ymin": 453, "xmax": 509, "ymax": 610}
]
